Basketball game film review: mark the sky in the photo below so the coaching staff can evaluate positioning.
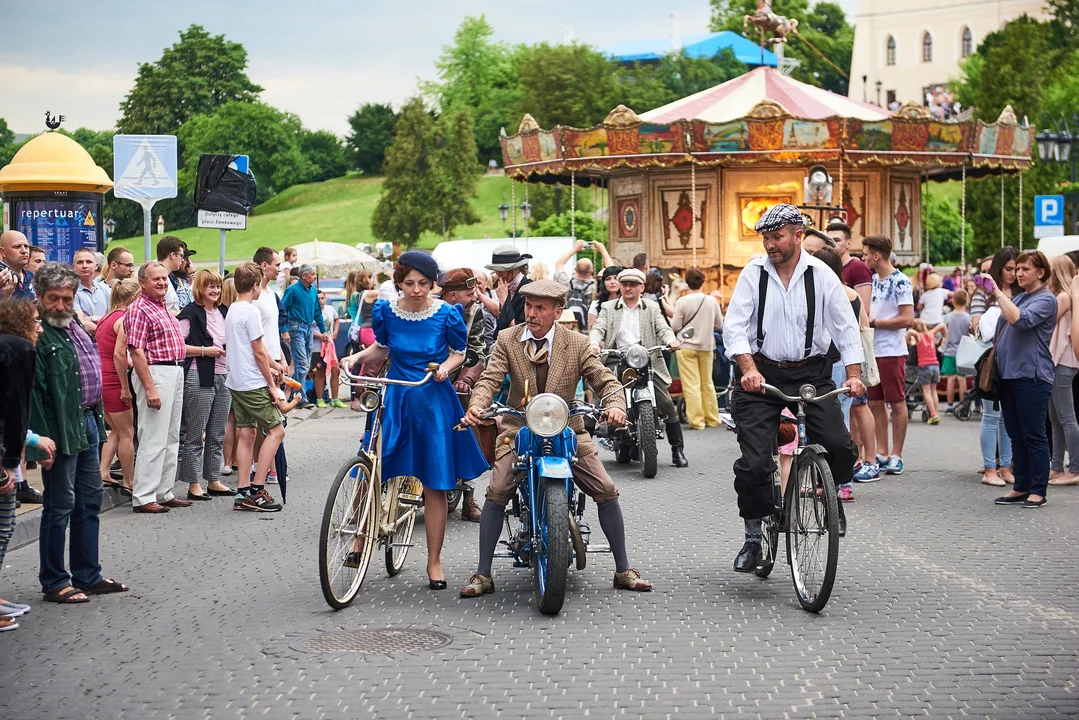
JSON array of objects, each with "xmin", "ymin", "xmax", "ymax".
[{"xmin": 1, "ymin": 0, "xmax": 859, "ymax": 137}]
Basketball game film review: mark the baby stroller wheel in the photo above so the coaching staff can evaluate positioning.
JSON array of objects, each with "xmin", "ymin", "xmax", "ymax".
[
  {"xmin": 954, "ymin": 403, "xmax": 972, "ymax": 421},
  {"xmin": 921, "ymin": 409, "xmax": 930, "ymax": 423}
]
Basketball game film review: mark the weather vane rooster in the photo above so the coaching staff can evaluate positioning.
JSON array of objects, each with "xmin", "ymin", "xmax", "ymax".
[{"xmin": 45, "ymin": 111, "xmax": 65, "ymax": 131}]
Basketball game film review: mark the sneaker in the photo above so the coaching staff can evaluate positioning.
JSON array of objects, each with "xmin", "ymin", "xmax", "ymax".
[
  {"xmin": 242, "ymin": 489, "xmax": 282, "ymax": 512},
  {"xmin": 331, "ymin": 399, "xmax": 348, "ymax": 409},
  {"xmin": 0, "ymin": 599, "xmax": 30, "ymax": 614},
  {"xmin": 945, "ymin": 406, "xmax": 954, "ymax": 415},
  {"xmin": 15, "ymin": 483, "xmax": 43, "ymax": 504},
  {"xmin": 316, "ymin": 399, "xmax": 328, "ymax": 408},
  {"xmin": 233, "ymin": 492, "xmax": 253, "ymax": 511},
  {"xmin": 266, "ymin": 472, "xmax": 278, "ymax": 485},
  {"xmin": 221, "ymin": 465, "xmax": 235, "ymax": 477},
  {"xmin": 886, "ymin": 456, "xmax": 904, "ymax": 475},
  {"xmin": 874, "ymin": 454, "xmax": 888, "ymax": 467},
  {"xmin": 853, "ymin": 462, "xmax": 881, "ymax": 483},
  {"xmin": 838, "ymin": 485, "xmax": 855, "ymax": 503},
  {"xmin": 0, "ymin": 617, "xmax": 17, "ymax": 632},
  {"xmin": 927, "ymin": 416, "xmax": 940, "ymax": 425}
]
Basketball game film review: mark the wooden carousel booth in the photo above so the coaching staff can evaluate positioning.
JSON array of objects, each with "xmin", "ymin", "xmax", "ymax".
[{"xmin": 500, "ymin": 66, "xmax": 1034, "ymax": 295}]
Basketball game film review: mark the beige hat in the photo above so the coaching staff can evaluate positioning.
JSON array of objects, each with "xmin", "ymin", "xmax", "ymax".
[
  {"xmin": 517, "ymin": 279, "xmax": 568, "ymax": 303},
  {"xmin": 485, "ymin": 244, "xmax": 532, "ymax": 271},
  {"xmin": 559, "ymin": 309, "xmax": 577, "ymax": 324},
  {"xmin": 617, "ymin": 267, "xmax": 647, "ymax": 285}
]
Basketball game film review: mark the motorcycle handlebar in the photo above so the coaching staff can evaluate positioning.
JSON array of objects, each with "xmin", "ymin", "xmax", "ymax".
[{"xmin": 760, "ymin": 383, "xmax": 850, "ymax": 404}]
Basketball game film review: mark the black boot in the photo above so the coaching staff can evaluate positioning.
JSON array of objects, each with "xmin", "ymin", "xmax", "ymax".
[{"xmin": 667, "ymin": 422, "xmax": 689, "ymax": 468}]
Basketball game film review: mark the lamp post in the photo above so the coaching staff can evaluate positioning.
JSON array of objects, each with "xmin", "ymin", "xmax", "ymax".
[
  {"xmin": 1037, "ymin": 113, "xmax": 1079, "ymax": 231},
  {"xmin": 862, "ymin": 74, "xmax": 868, "ymax": 104},
  {"xmin": 520, "ymin": 200, "xmax": 532, "ymax": 238},
  {"xmin": 104, "ymin": 218, "xmax": 117, "ymax": 245},
  {"xmin": 497, "ymin": 198, "xmax": 509, "ymax": 223},
  {"xmin": 875, "ymin": 80, "xmax": 882, "ymax": 107}
]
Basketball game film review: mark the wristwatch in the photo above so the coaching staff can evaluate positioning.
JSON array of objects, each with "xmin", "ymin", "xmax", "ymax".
[{"xmin": 869, "ymin": 320, "xmax": 876, "ymax": 329}]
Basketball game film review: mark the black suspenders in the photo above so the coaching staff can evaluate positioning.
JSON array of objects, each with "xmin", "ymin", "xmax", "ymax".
[{"xmin": 755, "ymin": 265, "xmax": 816, "ymax": 360}]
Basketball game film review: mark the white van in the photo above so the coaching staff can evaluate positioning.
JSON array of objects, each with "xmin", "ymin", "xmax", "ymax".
[
  {"xmin": 430, "ymin": 237, "xmax": 577, "ymax": 278},
  {"xmin": 1036, "ymin": 235, "xmax": 1079, "ymax": 259}
]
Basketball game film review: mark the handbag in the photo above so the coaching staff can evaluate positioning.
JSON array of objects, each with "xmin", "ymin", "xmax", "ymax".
[
  {"xmin": 974, "ymin": 324, "xmax": 1007, "ymax": 402},
  {"xmin": 955, "ymin": 334, "xmax": 989, "ymax": 375},
  {"xmin": 860, "ymin": 326, "xmax": 880, "ymax": 387}
]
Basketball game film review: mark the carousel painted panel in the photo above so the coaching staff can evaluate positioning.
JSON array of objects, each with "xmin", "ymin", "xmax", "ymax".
[
  {"xmin": 562, "ymin": 122, "xmax": 687, "ymax": 162},
  {"xmin": 721, "ymin": 168, "xmax": 803, "ymax": 272},
  {"xmin": 889, "ymin": 175, "xmax": 920, "ymax": 259},
  {"xmin": 658, "ymin": 187, "xmax": 709, "ymax": 254},
  {"xmin": 501, "ymin": 129, "xmax": 562, "ymax": 168}
]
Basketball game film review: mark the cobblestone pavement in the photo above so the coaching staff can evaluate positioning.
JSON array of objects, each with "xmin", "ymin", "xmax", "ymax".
[{"xmin": 2, "ymin": 410, "xmax": 1078, "ymax": 719}]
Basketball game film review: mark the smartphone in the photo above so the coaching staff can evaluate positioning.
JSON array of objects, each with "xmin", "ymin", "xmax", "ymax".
[
  {"xmin": 0, "ymin": 261, "xmax": 7, "ymax": 273},
  {"xmin": 583, "ymin": 241, "xmax": 593, "ymax": 250}
]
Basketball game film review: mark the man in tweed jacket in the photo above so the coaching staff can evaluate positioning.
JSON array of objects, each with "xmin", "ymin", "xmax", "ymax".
[
  {"xmin": 589, "ymin": 268, "xmax": 688, "ymax": 468},
  {"xmin": 459, "ymin": 279, "xmax": 653, "ymax": 597}
]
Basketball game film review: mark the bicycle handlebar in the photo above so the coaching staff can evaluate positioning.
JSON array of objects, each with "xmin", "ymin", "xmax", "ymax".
[
  {"xmin": 761, "ymin": 383, "xmax": 850, "ymax": 404},
  {"xmin": 341, "ymin": 361, "xmax": 440, "ymax": 388}
]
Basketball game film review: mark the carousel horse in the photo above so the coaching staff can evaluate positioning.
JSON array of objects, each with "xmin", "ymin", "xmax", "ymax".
[{"xmin": 743, "ymin": 0, "xmax": 799, "ymax": 42}]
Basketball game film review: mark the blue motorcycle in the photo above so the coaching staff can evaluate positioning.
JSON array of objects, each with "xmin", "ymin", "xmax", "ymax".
[{"xmin": 472, "ymin": 388, "xmax": 625, "ymax": 614}]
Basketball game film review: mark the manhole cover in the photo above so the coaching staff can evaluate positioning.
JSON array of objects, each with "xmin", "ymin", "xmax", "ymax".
[{"xmin": 294, "ymin": 628, "xmax": 453, "ymax": 655}]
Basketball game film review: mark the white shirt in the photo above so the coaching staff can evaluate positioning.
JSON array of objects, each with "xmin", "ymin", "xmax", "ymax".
[
  {"xmin": 311, "ymin": 304, "xmax": 337, "ymax": 352},
  {"xmin": 871, "ymin": 270, "xmax": 914, "ymax": 357},
  {"xmin": 378, "ymin": 279, "xmax": 398, "ymax": 302},
  {"xmin": 253, "ymin": 283, "xmax": 283, "ymax": 361},
  {"xmin": 723, "ymin": 250, "xmax": 864, "ymax": 367},
  {"xmin": 225, "ymin": 301, "xmax": 269, "ymax": 392},
  {"xmin": 614, "ymin": 303, "xmax": 642, "ymax": 349},
  {"xmin": 520, "ymin": 324, "xmax": 556, "ymax": 365},
  {"xmin": 919, "ymin": 287, "xmax": 947, "ymax": 325},
  {"xmin": 164, "ymin": 280, "xmax": 179, "ymax": 314}
]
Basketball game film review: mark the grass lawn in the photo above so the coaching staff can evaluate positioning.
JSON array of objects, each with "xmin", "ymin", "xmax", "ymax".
[{"xmin": 109, "ymin": 174, "xmax": 527, "ymax": 263}]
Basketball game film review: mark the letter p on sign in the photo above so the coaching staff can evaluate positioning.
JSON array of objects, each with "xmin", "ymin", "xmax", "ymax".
[{"xmin": 1034, "ymin": 195, "xmax": 1065, "ymax": 238}]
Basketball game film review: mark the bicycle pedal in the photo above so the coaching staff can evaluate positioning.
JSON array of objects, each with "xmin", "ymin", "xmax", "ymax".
[
  {"xmin": 586, "ymin": 543, "xmax": 612, "ymax": 553},
  {"xmin": 388, "ymin": 542, "xmax": 415, "ymax": 548},
  {"xmin": 397, "ymin": 492, "xmax": 423, "ymax": 506}
]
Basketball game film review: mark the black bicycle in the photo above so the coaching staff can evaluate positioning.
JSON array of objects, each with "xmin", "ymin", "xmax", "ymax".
[{"xmin": 754, "ymin": 382, "xmax": 847, "ymax": 613}]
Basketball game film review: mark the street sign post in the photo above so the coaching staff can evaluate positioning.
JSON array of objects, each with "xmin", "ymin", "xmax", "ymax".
[
  {"xmin": 1034, "ymin": 195, "xmax": 1065, "ymax": 239},
  {"xmin": 195, "ymin": 155, "xmax": 251, "ymax": 273},
  {"xmin": 113, "ymin": 135, "xmax": 178, "ymax": 261}
]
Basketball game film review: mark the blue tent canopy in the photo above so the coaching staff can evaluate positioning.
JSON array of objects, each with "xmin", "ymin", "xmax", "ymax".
[{"xmin": 601, "ymin": 31, "xmax": 778, "ymax": 67}]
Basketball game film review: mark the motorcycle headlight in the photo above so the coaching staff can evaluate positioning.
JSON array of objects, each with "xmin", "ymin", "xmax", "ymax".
[
  {"xmin": 524, "ymin": 393, "xmax": 570, "ymax": 437},
  {"xmin": 625, "ymin": 345, "xmax": 650, "ymax": 369}
]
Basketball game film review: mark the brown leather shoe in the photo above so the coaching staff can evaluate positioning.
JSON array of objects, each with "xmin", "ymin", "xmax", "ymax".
[
  {"xmin": 460, "ymin": 499, "xmax": 482, "ymax": 523},
  {"xmin": 133, "ymin": 502, "xmax": 170, "ymax": 514},
  {"xmin": 614, "ymin": 568, "xmax": 653, "ymax": 591},
  {"xmin": 459, "ymin": 573, "xmax": 494, "ymax": 597},
  {"xmin": 162, "ymin": 498, "xmax": 193, "ymax": 508}
]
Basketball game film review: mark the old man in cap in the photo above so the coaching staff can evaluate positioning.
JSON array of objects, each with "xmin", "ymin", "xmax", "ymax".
[
  {"xmin": 485, "ymin": 245, "xmax": 532, "ymax": 332},
  {"xmin": 460, "ymin": 278, "xmax": 654, "ymax": 596},
  {"xmin": 721, "ymin": 203, "xmax": 863, "ymax": 573}
]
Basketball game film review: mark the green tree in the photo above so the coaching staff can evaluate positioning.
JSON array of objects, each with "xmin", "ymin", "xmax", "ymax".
[
  {"xmin": 431, "ymin": 108, "xmax": 481, "ymax": 238},
  {"xmin": 922, "ymin": 192, "xmax": 974, "ymax": 264},
  {"xmin": 371, "ymin": 99, "xmax": 440, "ymax": 247},
  {"xmin": 300, "ymin": 130, "xmax": 348, "ymax": 182},
  {"xmin": 514, "ymin": 43, "xmax": 618, "ymax": 127},
  {"xmin": 178, "ymin": 101, "xmax": 315, "ymax": 202},
  {"xmin": 655, "ymin": 48, "xmax": 747, "ymax": 98},
  {"xmin": 345, "ymin": 103, "xmax": 398, "ymax": 174},
  {"xmin": 526, "ymin": 183, "xmax": 593, "ymax": 224},
  {"xmin": 117, "ymin": 25, "xmax": 263, "ymax": 140},
  {"xmin": 533, "ymin": 210, "xmax": 600, "ymax": 241},
  {"xmin": 0, "ymin": 118, "xmax": 14, "ymax": 150},
  {"xmin": 709, "ymin": 0, "xmax": 854, "ymax": 95},
  {"xmin": 422, "ymin": 15, "xmax": 520, "ymax": 162}
]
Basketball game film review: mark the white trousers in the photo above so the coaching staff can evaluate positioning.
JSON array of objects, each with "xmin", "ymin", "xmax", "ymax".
[{"xmin": 132, "ymin": 365, "xmax": 184, "ymax": 507}]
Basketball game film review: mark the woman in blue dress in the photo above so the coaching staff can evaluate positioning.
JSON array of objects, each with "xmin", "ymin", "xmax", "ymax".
[{"xmin": 343, "ymin": 251, "xmax": 488, "ymax": 589}]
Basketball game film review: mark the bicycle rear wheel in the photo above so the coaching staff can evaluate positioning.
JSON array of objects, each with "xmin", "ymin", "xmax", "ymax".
[
  {"xmin": 319, "ymin": 456, "xmax": 378, "ymax": 610},
  {"xmin": 785, "ymin": 448, "xmax": 840, "ymax": 612},
  {"xmin": 385, "ymin": 476, "xmax": 421, "ymax": 576}
]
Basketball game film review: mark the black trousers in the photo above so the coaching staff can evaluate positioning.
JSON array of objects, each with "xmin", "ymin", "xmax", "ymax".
[{"xmin": 731, "ymin": 357, "xmax": 857, "ymax": 520}]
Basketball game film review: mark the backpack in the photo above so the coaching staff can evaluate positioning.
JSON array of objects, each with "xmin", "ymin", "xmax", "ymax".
[{"xmin": 567, "ymin": 277, "xmax": 595, "ymax": 330}]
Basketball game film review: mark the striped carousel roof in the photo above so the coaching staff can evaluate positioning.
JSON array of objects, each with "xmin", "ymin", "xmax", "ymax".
[{"xmin": 640, "ymin": 66, "xmax": 891, "ymax": 124}]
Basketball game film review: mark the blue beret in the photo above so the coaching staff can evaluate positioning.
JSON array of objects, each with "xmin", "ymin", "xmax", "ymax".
[{"xmin": 397, "ymin": 251, "xmax": 440, "ymax": 282}]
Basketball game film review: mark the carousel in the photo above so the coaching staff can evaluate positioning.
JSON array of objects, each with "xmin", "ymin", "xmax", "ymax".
[{"xmin": 500, "ymin": 58, "xmax": 1034, "ymax": 295}]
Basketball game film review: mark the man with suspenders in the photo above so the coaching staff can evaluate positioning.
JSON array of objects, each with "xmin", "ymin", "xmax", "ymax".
[{"xmin": 722, "ymin": 204, "xmax": 865, "ymax": 573}]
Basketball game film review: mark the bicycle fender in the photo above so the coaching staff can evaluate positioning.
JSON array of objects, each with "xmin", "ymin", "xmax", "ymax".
[
  {"xmin": 535, "ymin": 456, "xmax": 573, "ymax": 479},
  {"xmin": 795, "ymin": 443, "xmax": 829, "ymax": 457}
]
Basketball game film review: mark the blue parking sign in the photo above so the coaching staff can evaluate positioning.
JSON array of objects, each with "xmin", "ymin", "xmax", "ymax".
[{"xmin": 1034, "ymin": 195, "xmax": 1065, "ymax": 238}]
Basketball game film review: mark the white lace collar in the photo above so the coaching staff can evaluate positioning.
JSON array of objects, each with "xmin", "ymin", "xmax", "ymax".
[{"xmin": 390, "ymin": 297, "xmax": 443, "ymax": 321}]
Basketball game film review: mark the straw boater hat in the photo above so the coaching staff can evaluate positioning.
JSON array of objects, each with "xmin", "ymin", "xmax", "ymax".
[
  {"xmin": 439, "ymin": 267, "xmax": 476, "ymax": 293},
  {"xmin": 518, "ymin": 279, "xmax": 567, "ymax": 304},
  {"xmin": 485, "ymin": 244, "xmax": 532, "ymax": 272},
  {"xmin": 616, "ymin": 268, "xmax": 647, "ymax": 285}
]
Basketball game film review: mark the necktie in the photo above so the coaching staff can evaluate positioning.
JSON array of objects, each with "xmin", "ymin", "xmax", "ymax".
[{"xmin": 526, "ymin": 338, "xmax": 549, "ymax": 394}]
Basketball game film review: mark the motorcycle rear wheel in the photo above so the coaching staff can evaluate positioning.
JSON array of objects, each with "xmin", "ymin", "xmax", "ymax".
[
  {"xmin": 534, "ymin": 479, "xmax": 571, "ymax": 615},
  {"xmin": 637, "ymin": 400, "xmax": 658, "ymax": 478}
]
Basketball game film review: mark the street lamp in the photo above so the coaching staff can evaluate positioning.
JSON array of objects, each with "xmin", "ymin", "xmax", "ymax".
[
  {"xmin": 1035, "ymin": 128, "xmax": 1058, "ymax": 163},
  {"xmin": 875, "ymin": 80, "xmax": 882, "ymax": 106},
  {"xmin": 104, "ymin": 218, "xmax": 117, "ymax": 244},
  {"xmin": 498, "ymin": 200, "xmax": 510, "ymax": 222},
  {"xmin": 862, "ymin": 74, "xmax": 868, "ymax": 103},
  {"xmin": 519, "ymin": 201, "xmax": 532, "ymax": 221}
]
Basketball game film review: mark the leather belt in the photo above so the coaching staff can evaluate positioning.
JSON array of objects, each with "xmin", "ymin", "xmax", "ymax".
[
  {"xmin": 150, "ymin": 360, "xmax": 182, "ymax": 366},
  {"xmin": 753, "ymin": 353, "xmax": 816, "ymax": 369}
]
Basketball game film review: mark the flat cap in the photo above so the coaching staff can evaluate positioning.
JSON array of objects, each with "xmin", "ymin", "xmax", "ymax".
[
  {"xmin": 617, "ymin": 268, "xmax": 647, "ymax": 284},
  {"xmin": 754, "ymin": 203, "xmax": 806, "ymax": 233},
  {"xmin": 518, "ymin": 279, "xmax": 567, "ymax": 303},
  {"xmin": 439, "ymin": 267, "xmax": 476, "ymax": 293}
]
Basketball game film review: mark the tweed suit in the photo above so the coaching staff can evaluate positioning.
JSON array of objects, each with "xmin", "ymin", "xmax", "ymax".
[{"xmin": 470, "ymin": 323, "xmax": 627, "ymax": 506}]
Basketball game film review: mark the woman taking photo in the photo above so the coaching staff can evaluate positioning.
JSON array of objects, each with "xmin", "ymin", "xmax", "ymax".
[
  {"xmin": 178, "ymin": 270, "xmax": 234, "ymax": 500},
  {"xmin": 588, "ymin": 266, "xmax": 623, "ymax": 330},
  {"xmin": 96, "ymin": 278, "xmax": 140, "ymax": 494},
  {"xmin": 972, "ymin": 247, "xmax": 1017, "ymax": 485},
  {"xmin": 342, "ymin": 251, "xmax": 488, "ymax": 589},
  {"xmin": 989, "ymin": 250, "xmax": 1058, "ymax": 508}
]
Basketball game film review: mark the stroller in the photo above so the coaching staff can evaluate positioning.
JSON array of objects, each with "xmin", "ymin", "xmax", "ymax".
[{"xmin": 904, "ymin": 345, "xmax": 976, "ymax": 422}]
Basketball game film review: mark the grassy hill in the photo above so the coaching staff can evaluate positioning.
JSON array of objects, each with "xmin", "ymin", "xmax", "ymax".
[{"xmin": 110, "ymin": 173, "xmax": 529, "ymax": 262}]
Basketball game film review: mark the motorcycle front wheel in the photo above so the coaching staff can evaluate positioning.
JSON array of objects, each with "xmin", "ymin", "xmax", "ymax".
[
  {"xmin": 533, "ymin": 478, "xmax": 571, "ymax": 615},
  {"xmin": 637, "ymin": 400, "xmax": 658, "ymax": 478}
]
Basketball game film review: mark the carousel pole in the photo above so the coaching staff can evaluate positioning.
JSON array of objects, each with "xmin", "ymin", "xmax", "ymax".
[
  {"xmin": 1000, "ymin": 173, "xmax": 1005, "ymax": 248},
  {"xmin": 570, "ymin": 171, "xmax": 576, "ymax": 241},
  {"xmin": 691, "ymin": 160, "xmax": 698, "ymax": 267},
  {"xmin": 1018, "ymin": 171, "xmax": 1024, "ymax": 250},
  {"xmin": 960, "ymin": 164, "xmax": 967, "ymax": 269},
  {"xmin": 924, "ymin": 172, "xmax": 931, "ymax": 265},
  {"xmin": 512, "ymin": 178, "xmax": 517, "ymax": 239}
]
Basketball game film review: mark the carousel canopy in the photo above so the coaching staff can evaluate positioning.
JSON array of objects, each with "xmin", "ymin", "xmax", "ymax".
[
  {"xmin": 602, "ymin": 32, "xmax": 778, "ymax": 67},
  {"xmin": 500, "ymin": 67, "xmax": 1033, "ymax": 183},
  {"xmin": 641, "ymin": 67, "xmax": 887, "ymax": 123}
]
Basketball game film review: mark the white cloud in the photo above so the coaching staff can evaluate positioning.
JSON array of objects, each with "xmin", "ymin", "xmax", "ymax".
[{"xmin": 2, "ymin": 65, "xmax": 133, "ymax": 134}]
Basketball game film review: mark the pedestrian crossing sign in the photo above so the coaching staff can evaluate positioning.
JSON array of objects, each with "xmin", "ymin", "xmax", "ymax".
[{"xmin": 113, "ymin": 135, "xmax": 178, "ymax": 203}]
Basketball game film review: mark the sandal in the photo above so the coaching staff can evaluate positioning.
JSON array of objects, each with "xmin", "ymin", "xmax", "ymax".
[
  {"xmin": 43, "ymin": 586, "xmax": 89, "ymax": 604},
  {"xmin": 102, "ymin": 478, "xmax": 123, "ymax": 490},
  {"xmin": 78, "ymin": 578, "xmax": 128, "ymax": 595}
]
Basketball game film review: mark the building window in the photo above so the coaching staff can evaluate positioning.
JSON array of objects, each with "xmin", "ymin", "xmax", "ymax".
[
  {"xmin": 886, "ymin": 36, "xmax": 896, "ymax": 65},
  {"xmin": 922, "ymin": 32, "xmax": 933, "ymax": 62},
  {"xmin": 961, "ymin": 27, "xmax": 973, "ymax": 57}
]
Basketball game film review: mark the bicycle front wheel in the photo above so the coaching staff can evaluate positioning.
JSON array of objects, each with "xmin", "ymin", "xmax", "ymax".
[
  {"xmin": 785, "ymin": 448, "xmax": 840, "ymax": 612},
  {"xmin": 319, "ymin": 456, "xmax": 378, "ymax": 610},
  {"xmin": 385, "ymin": 476, "xmax": 421, "ymax": 576}
]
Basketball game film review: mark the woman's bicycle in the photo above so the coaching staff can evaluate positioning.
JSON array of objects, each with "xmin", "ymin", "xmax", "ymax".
[
  {"xmin": 755, "ymin": 382, "xmax": 848, "ymax": 613},
  {"xmin": 318, "ymin": 361, "xmax": 440, "ymax": 610}
]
